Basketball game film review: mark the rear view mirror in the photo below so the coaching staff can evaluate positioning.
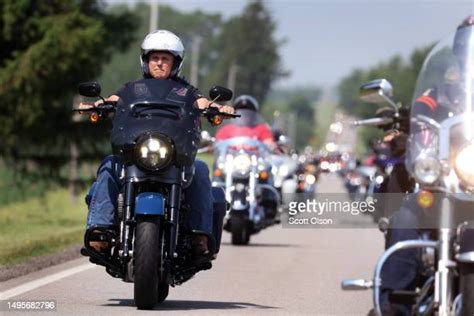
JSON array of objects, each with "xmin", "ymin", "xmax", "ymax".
[
  {"xmin": 359, "ymin": 79, "xmax": 393, "ymax": 104},
  {"xmin": 78, "ymin": 82, "xmax": 102, "ymax": 98},
  {"xmin": 359, "ymin": 79, "xmax": 398, "ymax": 111},
  {"xmin": 209, "ymin": 86, "xmax": 233, "ymax": 102}
]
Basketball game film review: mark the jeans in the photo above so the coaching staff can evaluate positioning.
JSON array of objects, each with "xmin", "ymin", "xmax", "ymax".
[
  {"xmin": 380, "ymin": 194, "xmax": 422, "ymax": 315},
  {"xmin": 86, "ymin": 155, "xmax": 214, "ymax": 233}
]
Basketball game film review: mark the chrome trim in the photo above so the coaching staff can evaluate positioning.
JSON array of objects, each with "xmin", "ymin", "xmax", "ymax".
[
  {"xmin": 211, "ymin": 181, "xmax": 225, "ymax": 188},
  {"xmin": 452, "ymin": 293, "xmax": 463, "ymax": 316},
  {"xmin": 341, "ymin": 279, "xmax": 373, "ymax": 290},
  {"xmin": 373, "ymin": 240, "xmax": 438, "ymax": 316},
  {"xmin": 436, "ymin": 228, "xmax": 455, "ymax": 316},
  {"xmin": 248, "ymin": 155, "xmax": 258, "ymax": 222},
  {"xmin": 456, "ymin": 251, "xmax": 474, "ymax": 263}
]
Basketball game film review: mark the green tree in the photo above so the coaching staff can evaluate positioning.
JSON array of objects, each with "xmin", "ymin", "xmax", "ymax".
[
  {"xmin": 206, "ymin": 0, "xmax": 286, "ymax": 104},
  {"xmin": 337, "ymin": 44, "xmax": 434, "ymax": 154},
  {"xmin": 0, "ymin": 0, "xmax": 137, "ymax": 178},
  {"xmin": 287, "ymin": 95, "xmax": 316, "ymax": 149},
  {"xmin": 338, "ymin": 44, "xmax": 434, "ymax": 119}
]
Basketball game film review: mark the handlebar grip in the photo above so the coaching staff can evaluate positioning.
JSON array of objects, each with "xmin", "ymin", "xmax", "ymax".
[
  {"xmin": 72, "ymin": 102, "xmax": 116, "ymax": 113},
  {"xmin": 352, "ymin": 117, "xmax": 393, "ymax": 126}
]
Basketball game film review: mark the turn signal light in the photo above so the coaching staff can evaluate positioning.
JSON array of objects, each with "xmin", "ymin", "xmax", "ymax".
[
  {"xmin": 213, "ymin": 169, "xmax": 222, "ymax": 177},
  {"xmin": 259, "ymin": 170, "xmax": 269, "ymax": 181},
  {"xmin": 211, "ymin": 115, "xmax": 223, "ymax": 126},
  {"xmin": 416, "ymin": 190, "xmax": 434, "ymax": 209},
  {"xmin": 90, "ymin": 112, "xmax": 100, "ymax": 123}
]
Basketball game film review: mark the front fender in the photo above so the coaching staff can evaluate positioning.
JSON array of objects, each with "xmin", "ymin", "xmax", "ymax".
[{"xmin": 135, "ymin": 192, "xmax": 165, "ymax": 216}]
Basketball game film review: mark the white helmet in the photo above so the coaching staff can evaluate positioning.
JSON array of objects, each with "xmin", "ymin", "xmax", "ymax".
[{"xmin": 140, "ymin": 30, "xmax": 185, "ymax": 78}]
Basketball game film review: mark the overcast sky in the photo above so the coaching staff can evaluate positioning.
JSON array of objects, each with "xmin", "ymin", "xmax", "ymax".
[{"xmin": 109, "ymin": 0, "xmax": 474, "ymax": 88}]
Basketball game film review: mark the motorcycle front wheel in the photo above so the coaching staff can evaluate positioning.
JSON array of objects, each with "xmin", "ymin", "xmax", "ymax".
[
  {"xmin": 134, "ymin": 219, "xmax": 161, "ymax": 309},
  {"xmin": 231, "ymin": 215, "xmax": 250, "ymax": 245}
]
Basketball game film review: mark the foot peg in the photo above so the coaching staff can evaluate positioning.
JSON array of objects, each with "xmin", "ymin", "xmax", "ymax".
[{"xmin": 341, "ymin": 279, "xmax": 373, "ymax": 290}]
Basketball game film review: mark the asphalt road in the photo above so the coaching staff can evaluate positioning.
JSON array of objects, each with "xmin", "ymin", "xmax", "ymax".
[{"xmin": 0, "ymin": 174, "xmax": 383, "ymax": 315}]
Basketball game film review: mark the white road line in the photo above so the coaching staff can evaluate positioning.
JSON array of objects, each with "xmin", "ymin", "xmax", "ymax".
[{"xmin": 0, "ymin": 263, "xmax": 95, "ymax": 300}]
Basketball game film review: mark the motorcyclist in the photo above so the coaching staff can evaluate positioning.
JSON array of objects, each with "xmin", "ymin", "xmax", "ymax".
[
  {"xmin": 373, "ymin": 106, "xmax": 412, "ymax": 221},
  {"xmin": 81, "ymin": 30, "xmax": 234, "ymax": 256},
  {"xmin": 378, "ymin": 16, "xmax": 474, "ymax": 315},
  {"xmin": 272, "ymin": 128, "xmax": 291, "ymax": 154},
  {"xmin": 215, "ymin": 95, "xmax": 279, "ymax": 152}
]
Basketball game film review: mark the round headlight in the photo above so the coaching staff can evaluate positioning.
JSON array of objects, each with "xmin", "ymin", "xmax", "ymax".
[
  {"xmin": 414, "ymin": 155, "xmax": 441, "ymax": 185},
  {"xmin": 279, "ymin": 165, "xmax": 289, "ymax": 177},
  {"xmin": 305, "ymin": 174, "xmax": 316, "ymax": 185},
  {"xmin": 233, "ymin": 154, "xmax": 252, "ymax": 173},
  {"xmin": 135, "ymin": 134, "xmax": 173, "ymax": 171},
  {"xmin": 454, "ymin": 143, "xmax": 474, "ymax": 188}
]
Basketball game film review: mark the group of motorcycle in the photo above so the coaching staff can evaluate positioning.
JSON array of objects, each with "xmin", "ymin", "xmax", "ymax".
[
  {"xmin": 342, "ymin": 137, "xmax": 406, "ymax": 224},
  {"xmin": 203, "ymin": 127, "xmax": 318, "ymax": 245},
  {"xmin": 341, "ymin": 22, "xmax": 474, "ymax": 315},
  {"xmin": 71, "ymin": 17, "xmax": 474, "ymax": 315}
]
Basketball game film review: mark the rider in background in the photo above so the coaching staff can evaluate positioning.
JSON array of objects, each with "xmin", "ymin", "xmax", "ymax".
[{"xmin": 215, "ymin": 95, "xmax": 279, "ymax": 152}]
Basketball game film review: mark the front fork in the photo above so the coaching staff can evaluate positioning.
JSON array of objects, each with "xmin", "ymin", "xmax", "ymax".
[
  {"xmin": 168, "ymin": 183, "xmax": 181, "ymax": 260},
  {"xmin": 119, "ymin": 173, "xmax": 181, "ymax": 263},
  {"xmin": 119, "ymin": 180, "xmax": 135, "ymax": 259},
  {"xmin": 248, "ymin": 158, "xmax": 258, "ymax": 221},
  {"xmin": 435, "ymin": 197, "xmax": 455, "ymax": 316}
]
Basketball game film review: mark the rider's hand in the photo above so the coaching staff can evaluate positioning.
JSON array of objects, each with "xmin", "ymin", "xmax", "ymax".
[
  {"xmin": 78, "ymin": 102, "xmax": 93, "ymax": 109},
  {"xmin": 77, "ymin": 101, "xmax": 95, "ymax": 114},
  {"xmin": 77, "ymin": 95, "xmax": 119, "ymax": 113},
  {"xmin": 218, "ymin": 105, "xmax": 235, "ymax": 116},
  {"xmin": 383, "ymin": 130, "xmax": 400, "ymax": 142}
]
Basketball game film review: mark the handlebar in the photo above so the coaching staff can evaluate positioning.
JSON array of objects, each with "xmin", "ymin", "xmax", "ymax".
[
  {"xmin": 200, "ymin": 106, "xmax": 241, "ymax": 126},
  {"xmin": 351, "ymin": 117, "xmax": 393, "ymax": 127},
  {"xmin": 73, "ymin": 102, "xmax": 241, "ymax": 125},
  {"xmin": 72, "ymin": 102, "xmax": 117, "ymax": 123},
  {"xmin": 200, "ymin": 106, "xmax": 241, "ymax": 118},
  {"xmin": 72, "ymin": 102, "xmax": 117, "ymax": 113}
]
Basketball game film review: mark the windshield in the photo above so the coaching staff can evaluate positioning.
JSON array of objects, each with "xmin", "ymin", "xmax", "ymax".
[
  {"xmin": 214, "ymin": 137, "xmax": 269, "ymax": 157},
  {"xmin": 408, "ymin": 24, "xmax": 474, "ymax": 170},
  {"xmin": 111, "ymin": 79, "xmax": 201, "ymax": 167}
]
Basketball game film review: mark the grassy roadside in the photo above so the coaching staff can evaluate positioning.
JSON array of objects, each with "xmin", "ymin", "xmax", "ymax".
[
  {"xmin": 0, "ymin": 189, "xmax": 87, "ymax": 266},
  {"xmin": 0, "ymin": 154, "xmax": 215, "ymax": 267}
]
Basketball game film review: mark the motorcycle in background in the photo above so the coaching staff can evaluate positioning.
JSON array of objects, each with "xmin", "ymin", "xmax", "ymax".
[
  {"xmin": 212, "ymin": 137, "xmax": 281, "ymax": 245},
  {"xmin": 269, "ymin": 134, "xmax": 300, "ymax": 202},
  {"xmin": 296, "ymin": 155, "xmax": 319, "ymax": 195},
  {"xmin": 342, "ymin": 54, "xmax": 474, "ymax": 316}
]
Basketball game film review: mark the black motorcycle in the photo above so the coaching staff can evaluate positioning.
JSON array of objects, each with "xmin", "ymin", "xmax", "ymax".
[{"xmin": 76, "ymin": 79, "xmax": 238, "ymax": 309}]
